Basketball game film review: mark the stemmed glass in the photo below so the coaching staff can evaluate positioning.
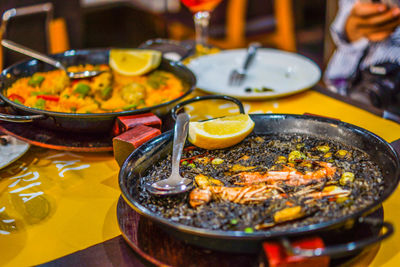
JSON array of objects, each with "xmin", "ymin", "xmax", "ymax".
[{"xmin": 180, "ymin": 0, "xmax": 222, "ymax": 47}]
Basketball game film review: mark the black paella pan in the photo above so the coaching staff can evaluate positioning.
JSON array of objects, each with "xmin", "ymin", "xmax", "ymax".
[
  {"xmin": 0, "ymin": 48, "xmax": 196, "ymax": 134},
  {"xmin": 119, "ymin": 95, "xmax": 399, "ymax": 256}
]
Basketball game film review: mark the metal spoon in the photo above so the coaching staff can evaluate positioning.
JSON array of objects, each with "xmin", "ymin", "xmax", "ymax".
[
  {"xmin": 147, "ymin": 113, "xmax": 193, "ymax": 196},
  {"xmin": 1, "ymin": 39, "xmax": 104, "ymax": 79}
]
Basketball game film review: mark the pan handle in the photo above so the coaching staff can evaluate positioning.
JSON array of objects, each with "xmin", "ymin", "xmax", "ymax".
[
  {"xmin": 0, "ymin": 98, "xmax": 7, "ymax": 107},
  {"xmin": 0, "ymin": 112, "xmax": 46, "ymax": 123},
  {"xmin": 0, "ymin": 93, "xmax": 47, "ymax": 122},
  {"xmin": 280, "ymin": 217, "xmax": 394, "ymax": 257},
  {"xmin": 171, "ymin": 95, "xmax": 245, "ymax": 120}
]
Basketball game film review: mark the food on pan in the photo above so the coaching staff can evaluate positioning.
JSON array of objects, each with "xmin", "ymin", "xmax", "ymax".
[
  {"xmin": 6, "ymin": 50, "xmax": 185, "ymax": 113},
  {"xmin": 139, "ymin": 134, "xmax": 384, "ymax": 232}
]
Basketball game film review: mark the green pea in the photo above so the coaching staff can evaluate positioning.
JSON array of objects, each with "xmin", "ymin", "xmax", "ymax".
[
  {"xmin": 34, "ymin": 98, "xmax": 46, "ymax": 109},
  {"xmin": 230, "ymin": 219, "xmax": 238, "ymax": 225},
  {"xmin": 244, "ymin": 227, "xmax": 254, "ymax": 233},
  {"xmin": 187, "ymin": 163, "xmax": 196, "ymax": 168},
  {"xmin": 28, "ymin": 75, "xmax": 45, "ymax": 87},
  {"xmin": 74, "ymin": 83, "xmax": 91, "ymax": 97},
  {"xmin": 181, "ymin": 161, "xmax": 188, "ymax": 166}
]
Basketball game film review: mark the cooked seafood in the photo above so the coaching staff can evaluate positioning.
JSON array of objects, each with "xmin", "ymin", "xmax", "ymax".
[
  {"xmin": 138, "ymin": 134, "xmax": 384, "ymax": 232},
  {"xmin": 235, "ymin": 162, "xmax": 336, "ymax": 186}
]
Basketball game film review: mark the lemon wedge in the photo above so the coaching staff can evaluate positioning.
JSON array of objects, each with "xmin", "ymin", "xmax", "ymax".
[
  {"xmin": 188, "ymin": 114, "xmax": 255, "ymax": 150},
  {"xmin": 109, "ymin": 49, "xmax": 162, "ymax": 76}
]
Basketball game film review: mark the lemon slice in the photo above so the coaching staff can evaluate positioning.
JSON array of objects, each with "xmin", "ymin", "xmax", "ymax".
[
  {"xmin": 109, "ymin": 49, "xmax": 162, "ymax": 76},
  {"xmin": 188, "ymin": 114, "xmax": 255, "ymax": 150}
]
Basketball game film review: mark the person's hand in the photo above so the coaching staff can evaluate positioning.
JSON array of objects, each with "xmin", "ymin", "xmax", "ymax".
[{"xmin": 345, "ymin": 2, "xmax": 400, "ymax": 42}]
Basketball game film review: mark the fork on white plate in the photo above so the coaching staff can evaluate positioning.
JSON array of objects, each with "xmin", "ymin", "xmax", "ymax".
[{"xmin": 228, "ymin": 42, "xmax": 261, "ymax": 86}]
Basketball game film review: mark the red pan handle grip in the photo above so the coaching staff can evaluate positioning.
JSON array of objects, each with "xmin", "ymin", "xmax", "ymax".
[{"xmin": 280, "ymin": 218, "xmax": 392, "ymax": 257}]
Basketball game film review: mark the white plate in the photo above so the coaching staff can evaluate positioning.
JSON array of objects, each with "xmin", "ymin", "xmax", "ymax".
[
  {"xmin": 188, "ymin": 48, "xmax": 321, "ymax": 100},
  {"xmin": 0, "ymin": 136, "xmax": 30, "ymax": 169}
]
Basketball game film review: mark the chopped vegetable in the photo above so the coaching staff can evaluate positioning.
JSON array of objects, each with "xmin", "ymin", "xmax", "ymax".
[
  {"xmin": 230, "ymin": 219, "xmax": 238, "ymax": 225},
  {"xmin": 74, "ymin": 83, "xmax": 91, "ymax": 97},
  {"xmin": 30, "ymin": 91, "xmax": 50, "ymax": 96},
  {"xmin": 211, "ymin": 158, "xmax": 224, "ymax": 165},
  {"xmin": 37, "ymin": 95, "xmax": 60, "ymax": 102},
  {"xmin": 28, "ymin": 74, "xmax": 45, "ymax": 87},
  {"xmin": 296, "ymin": 143, "xmax": 305, "ymax": 150},
  {"xmin": 275, "ymin": 156, "xmax": 287, "ymax": 164},
  {"xmin": 101, "ymin": 86, "xmax": 112, "ymax": 99},
  {"xmin": 121, "ymin": 83, "xmax": 146, "ymax": 105},
  {"xmin": 187, "ymin": 163, "xmax": 196, "ymax": 168},
  {"xmin": 34, "ymin": 98, "xmax": 46, "ymax": 109},
  {"xmin": 181, "ymin": 161, "xmax": 188, "ymax": 166},
  {"xmin": 122, "ymin": 104, "xmax": 137, "ymax": 111},
  {"xmin": 244, "ymin": 227, "xmax": 254, "ymax": 233},
  {"xmin": 288, "ymin": 150, "xmax": 306, "ymax": 163},
  {"xmin": 340, "ymin": 172, "xmax": 355, "ymax": 186},
  {"xmin": 273, "ymin": 206, "xmax": 305, "ymax": 223},
  {"xmin": 194, "ymin": 157, "xmax": 210, "ymax": 165},
  {"xmin": 336, "ymin": 196, "xmax": 349, "ymax": 204},
  {"xmin": 231, "ymin": 164, "xmax": 256, "ymax": 172},
  {"xmin": 147, "ymin": 71, "xmax": 168, "ymax": 89},
  {"xmin": 8, "ymin": 94, "xmax": 25, "ymax": 104},
  {"xmin": 316, "ymin": 145, "xmax": 330, "ymax": 153},
  {"xmin": 299, "ymin": 161, "xmax": 312, "ymax": 168},
  {"xmin": 335, "ymin": 150, "xmax": 349, "ymax": 158}
]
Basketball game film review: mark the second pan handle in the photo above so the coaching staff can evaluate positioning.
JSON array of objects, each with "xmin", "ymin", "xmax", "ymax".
[
  {"xmin": 279, "ymin": 217, "xmax": 393, "ymax": 257},
  {"xmin": 171, "ymin": 95, "xmax": 245, "ymax": 120}
]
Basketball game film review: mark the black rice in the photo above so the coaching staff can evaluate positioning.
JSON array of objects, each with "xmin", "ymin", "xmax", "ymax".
[{"xmin": 137, "ymin": 134, "xmax": 385, "ymax": 232}]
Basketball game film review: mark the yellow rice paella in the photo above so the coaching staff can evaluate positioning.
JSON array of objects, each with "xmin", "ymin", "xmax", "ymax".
[{"xmin": 6, "ymin": 64, "xmax": 185, "ymax": 113}]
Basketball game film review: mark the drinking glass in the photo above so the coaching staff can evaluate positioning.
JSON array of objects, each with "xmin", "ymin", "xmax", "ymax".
[{"xmin": 180, "ymin": 0, "xmax": 222, "ymax": 47}]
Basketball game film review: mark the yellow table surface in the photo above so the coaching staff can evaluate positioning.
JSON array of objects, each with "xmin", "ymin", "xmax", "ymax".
[{"xmin": 0, "ymin": 89, "xmax": 399, "ymax": 266}]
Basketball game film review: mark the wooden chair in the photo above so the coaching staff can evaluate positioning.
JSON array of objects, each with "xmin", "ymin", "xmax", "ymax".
[
  {"xmin": 168, "ymin": 0, "xmax": 296, "ymax": 51},
  {"xmin": 0, "ymin": 2, "xmax": 69, "ymax": 70}
]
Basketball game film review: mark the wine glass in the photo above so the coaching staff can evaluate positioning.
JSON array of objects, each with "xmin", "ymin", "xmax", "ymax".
[{"xmin": 180, "ymin": 0, "xmax": 222, "ymax": 47}]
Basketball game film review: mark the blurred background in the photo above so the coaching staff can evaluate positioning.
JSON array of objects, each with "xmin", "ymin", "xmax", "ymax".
[{"xmin": 0, "ymin": 0, "xmax": 331, "ymax": 70}]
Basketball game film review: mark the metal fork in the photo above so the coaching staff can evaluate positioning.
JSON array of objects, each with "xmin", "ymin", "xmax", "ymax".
[{"xmin": 228, "ymin": 42, "xmax": 261, "ymax": 86}]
